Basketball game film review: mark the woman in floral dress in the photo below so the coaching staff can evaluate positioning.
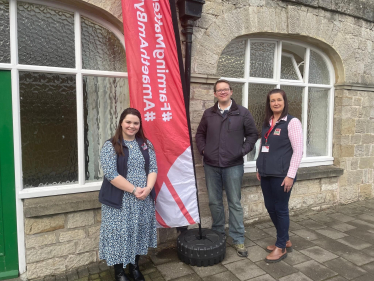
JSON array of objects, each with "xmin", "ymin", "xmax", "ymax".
[{"xmin": 99, "ymin": 108, "xmax": 157, "ymax": 281}]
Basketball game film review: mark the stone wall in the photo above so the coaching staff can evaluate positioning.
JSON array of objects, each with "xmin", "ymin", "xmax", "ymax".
[
  {"xmin": 24, "ymin": 210, "xmax": 101, "ymax": 279},
  {"xmin": 333, "ymin": 87, "xmax": 374, "ymax": 203}
]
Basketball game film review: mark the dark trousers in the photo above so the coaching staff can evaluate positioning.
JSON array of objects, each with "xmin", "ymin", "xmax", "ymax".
[{"xmin": 260, "ymin": 176, "xmax": 293, "ymax": 248}]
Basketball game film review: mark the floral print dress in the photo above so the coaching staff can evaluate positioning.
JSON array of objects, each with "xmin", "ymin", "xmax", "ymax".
[{"xmin": 99, "ymin": 139, "xmax": 157, "ymax": 266}]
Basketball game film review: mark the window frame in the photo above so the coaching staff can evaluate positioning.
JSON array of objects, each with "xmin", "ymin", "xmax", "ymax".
[
  {"xmin": 219, "ymin": 38, "xmax": 335, "ymax": 173},
  {"xmin": 0, "ymin": 0, "xmax": 128, "ymax": 199}
]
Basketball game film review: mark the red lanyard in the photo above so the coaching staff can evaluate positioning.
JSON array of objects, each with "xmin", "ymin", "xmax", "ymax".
[{"xmin": 264, "ymin": 118, "xmax": 274, "ymax": 144}]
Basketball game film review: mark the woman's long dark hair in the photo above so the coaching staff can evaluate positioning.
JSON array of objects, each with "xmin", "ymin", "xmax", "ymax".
[
  {"xmin": 263, "ymin": 89, "xmax": 289, "ymax": 127},
  {"xmin": 111, "ymin": 108, "xmax": 148, "ymax": 155}
]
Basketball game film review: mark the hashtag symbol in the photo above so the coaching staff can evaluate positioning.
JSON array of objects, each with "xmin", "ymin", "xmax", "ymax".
[
  {"xmin": 144, "ymin": 111, "xmax": 156, "ymax": 122},
  {"xmin": 162, "ymin": 111, "xmax": 172, "ymax": 122}
]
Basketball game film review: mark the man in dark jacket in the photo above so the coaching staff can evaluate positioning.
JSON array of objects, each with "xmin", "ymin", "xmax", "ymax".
[{"xmin": 196, "ymin": 79, "xmax": 258, "ymax": 257}]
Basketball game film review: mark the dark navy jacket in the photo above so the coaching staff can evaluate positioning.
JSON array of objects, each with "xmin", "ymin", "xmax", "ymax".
[
  {"xmin": 99, "ymin": 137, "xmax": 154, "ymax": 209},
  {"xmin": 256, "ymin": 115, "xmax": 294, "ymax": 178}
]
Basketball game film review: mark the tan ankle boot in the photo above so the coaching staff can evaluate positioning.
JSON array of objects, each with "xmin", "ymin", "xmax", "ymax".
[
  {"xmin": 265, "ymin": 247, "xmax": 287, "ymax": 263},
  {"xmin": 266, "ymin": 240, "xmax": 292, "ymax": 253}
]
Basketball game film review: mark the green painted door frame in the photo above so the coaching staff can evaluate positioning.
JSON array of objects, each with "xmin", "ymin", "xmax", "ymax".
[{"xmin": 0, "ymin": 70, "xmax": 19, "ymax": 280}]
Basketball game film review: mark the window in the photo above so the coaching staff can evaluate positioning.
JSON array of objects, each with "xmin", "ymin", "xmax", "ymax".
[
  {"xmin": 0, "ymin": 0, "xmax": 129, "ymax": 197},
  {"xmin": 217, "ymin": 39, "xmax": 334, "ymax": 172}
]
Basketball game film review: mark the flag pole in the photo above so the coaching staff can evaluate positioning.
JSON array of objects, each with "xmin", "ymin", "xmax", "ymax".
[{"xmin": 169, "ymin": 0, "xmax": 204, "ymax": 238}]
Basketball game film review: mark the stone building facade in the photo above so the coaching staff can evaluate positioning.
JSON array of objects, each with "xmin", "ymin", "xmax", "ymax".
[{"xmin": 1, "ymin": 0, "xmax": 373, "ymax": 280}]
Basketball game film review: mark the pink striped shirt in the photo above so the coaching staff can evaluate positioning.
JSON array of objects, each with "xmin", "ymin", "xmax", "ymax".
[{"xmin": 259, "ymin": 115, "xmax": 303, "ymax": 178}]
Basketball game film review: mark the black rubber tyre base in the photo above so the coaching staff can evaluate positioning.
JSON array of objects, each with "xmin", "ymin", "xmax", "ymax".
[{"xmin": 177, "ymin": 228, "xmax": 226, "ymax": 267}]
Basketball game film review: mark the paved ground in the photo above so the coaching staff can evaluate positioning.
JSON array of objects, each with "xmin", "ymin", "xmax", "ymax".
[{"xmin": 9, "ymin": 198, "xmax": 374, "ymax": 281}]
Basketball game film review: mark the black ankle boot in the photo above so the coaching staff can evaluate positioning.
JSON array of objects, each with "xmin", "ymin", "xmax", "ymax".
[
  {"xmin": 114, "ymin": 263, "xmax": 130, "ymax": 281},
  {"xmin": 129, "ymin": 255, "xmax": 145, "ymax": 281}
]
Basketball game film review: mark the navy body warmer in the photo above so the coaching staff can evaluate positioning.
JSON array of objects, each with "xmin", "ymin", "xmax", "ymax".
[
  {"xmin": 99, "ymin": 137, "xmax": 154, "ymax": 209},
  {"xmin": 256, "ymin": 115, "xmax": 294, "ymax": 178}
]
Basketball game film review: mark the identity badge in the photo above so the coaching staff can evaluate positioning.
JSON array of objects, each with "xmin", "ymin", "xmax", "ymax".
[
  {"xmin": 274, "ymin": 128, "xmax": 281, "ymax": 136},
  {"xmin": 261, "ymin": 145, "xmax": 270, "ymax": 152}
]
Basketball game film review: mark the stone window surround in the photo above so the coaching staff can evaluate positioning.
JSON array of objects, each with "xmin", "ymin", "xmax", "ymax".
[{"xmin": 23, "ymin": 165, "xmax": 343, "ymax": 218}]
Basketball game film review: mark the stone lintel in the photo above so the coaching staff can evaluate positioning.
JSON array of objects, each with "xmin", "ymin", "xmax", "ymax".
[
  {"xmin": 191, "ymin": 74, "xmax": 220, "ymax": 84},
  {"xmin": 24, "ymin": 192, "xmax": 100, "ymax": 218},
  {"xmin": 334, "ymin": 83, "xmax": 374, "ymax": 93},
  {"xmin": 242, "ymin": 165, "xmax": 344, "ymax": 187}
]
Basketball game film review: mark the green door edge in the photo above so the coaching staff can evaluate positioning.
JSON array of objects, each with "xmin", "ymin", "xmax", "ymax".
[{"xmin": 0, "ymin": 70, "xmax": 19, "ymax": 280}]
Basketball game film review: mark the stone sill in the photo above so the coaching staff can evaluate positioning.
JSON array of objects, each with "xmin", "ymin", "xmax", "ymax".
[
  {"xmin": 243, "ymin": 165, "xmax": 343, "ymax": 187},
  {"xmin": 24, "ymin": 166, "xmax": 343, "ymax": 218}
]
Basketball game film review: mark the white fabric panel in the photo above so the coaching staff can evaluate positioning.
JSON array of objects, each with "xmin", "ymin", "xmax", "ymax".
[
  {"xmin": 167, "ymin": 146, "xmax": 200, "ymax": 223},
  {"xmin": 155, "ymin": 182, "xmax": 189, "ymax": 227}
]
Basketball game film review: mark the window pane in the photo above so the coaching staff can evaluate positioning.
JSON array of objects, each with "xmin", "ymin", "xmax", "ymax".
[
  {"xmin": 280, "ymin": 55, "xmax": 299, "ymax": 80},
  {"xmin": 309, "ymin": 50, "xmax": 330, "ymax": 85},
  {"xmin": 84, "ymin": 76, "xmax": 129, "ymax": 182},
  {"xmin": 279, "ymin": 85, "xmax": 303, "ymax": 122},
  {"xmin": 282, "ymin": 42, "xmax": 305, "ymax": 80},
  {"xmin": 307, "ymin": 88, "xmax": 329, "ymax": 156},
  {"xmin": 82, "ymin": 17, "xmax": 127, "ymax": 72},
  {"xmin": 231, "ymin": 82, "xmax": 244, "ymax": 106},
  {"xmin": 250, "ymin": 42, "xmax": 275, "ymax": 78},
  {"xmin": 0, "ymin": 0, "xmax": 10, "ymax": 63},
  {"xmin": 20, "ymin": 72, "xmax": 77, "ymax": 187},
  {"xmin": 217, "ymin": 39, "xmax": 246, "ymax": 78},
  {"xmin": 247, "ymin": 83, "xmax": 275, "ymax": 161},
  {"xmin": 17, "ymin": 2, "xmax": 75, "ymax": 67}
]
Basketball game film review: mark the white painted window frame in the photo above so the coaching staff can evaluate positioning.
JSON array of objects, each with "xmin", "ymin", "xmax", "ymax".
[
  {"xmin": 1, "ymin": 0, "xmax": 129, "ymax": 202},
  {"xmin": 220, "ymin": 39, "xmax": 335, "ymax": 173}
]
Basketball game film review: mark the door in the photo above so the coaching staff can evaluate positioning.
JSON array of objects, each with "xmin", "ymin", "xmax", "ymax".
[{"xmin": 0, "ymin": 70, "xmax": 18, "ymax": 280}]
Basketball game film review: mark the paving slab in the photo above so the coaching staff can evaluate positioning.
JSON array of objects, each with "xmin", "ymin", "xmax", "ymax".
[
  {"xmin": 286, "ymin": 235, "xmax": 316, "ymax": 251},
  {"xmin": 291, "ymin": 229, "xmax": 323, "ymax": 241},
  {"xmin": 345, "ymin": 228, "xmax": 374, "ymax": 244},
  {"xmin": 336, "ymin": 236, "xmax": 372, "ymax": 250},
  {"xmin": 224, "ymin": 260, "xmax": 266, "ymax": 280},
  {"xmin": 283, "ymin": 250, "xmax": 311, "ymax": 266},
  {"xmin": 156, "ymin": 261, "xmax": 195, "ymax": 280},
  {"xmin": 347, "ymin": 220, "xmax": 374, "ymax": 230},
  {"xmin": 202, "ymin": 271, "xmax": 240, "ymax": 281},
  {"xmin": 289, "ymin": 221, "xmax": 306, "ymax": 231},
  {"xmin": 307, "ymin": 214, "xmax": 335, "ymax": 224},
  {"xmin": 298, "ymin": 219, "xmax": 327, "ymax": 230},
  {"xmin": 361, "ymin": 261, "xmax": 374, "ymax": 272},
  {"xmin": 328, "ymin": 213, "xmax": 356, "ymax": 222},
  {"xmin": 172, "ymin": 273, "xmax": 203, "ymax": 281},
  {"xmin": 324, "ymin": 257, "xmax": 367, "ymax": 280},
  {"xmin": 247, "ymin": 245, "xmax": 270, "ymax": 262},
  {"xmin": 253, "ymin": 236, "xmax": 278, "ymax": 250},
  {"xmin": 330, "ymin": 222, "xmax": 357, "ymax": 232},
  {"xmin": 255, "ymin": 260, "xmax": 298, "ymax": 279},
  {"xmin": 221, "ymin": 246, "xmax": 246, "ymax": 265},
  {"xmin": 352, "ymin": 274, "xmax": 374, "ymax": 281},
  {"xmin": 247, "ymin": 274, "xmax": 276, "ymax": 281},
  {"xmin": 299, "ymin": 246, "xmax": 338, "ymax": 263},
  {"xmin": 149, "ymin": 248, "xmax": 180, "ymax": 265},
  {"xmin": 191, "ymin": 263, "xmax": 227, "ymax": 278},
  {"xmin": 278, "ymin": 272, "xmax": 313, "ymax": 281},
  {"xmin": 362, "ymin": 246, "xmax": 374, "ymax": 258},
  {"xmin": 244, "ymin": 227, "xmax": 271, "ymax": 241},
  {"xmin": 315, "ymin": 227, "xmax": 348, "ymax": 239},
  {"xmin": 293, "ymin": 260, "xmax": 338, "ymax": 281}
]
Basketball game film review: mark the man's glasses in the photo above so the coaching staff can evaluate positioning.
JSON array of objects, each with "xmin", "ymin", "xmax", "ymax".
[{"xmin": 215, "ymin": 88, "xmax": 231, "ymax": 93}]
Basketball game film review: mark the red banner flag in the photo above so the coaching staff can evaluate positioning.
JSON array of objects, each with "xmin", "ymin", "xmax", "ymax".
[{"xmin": 122, "ymin": 0, "xmax": 199, "ymax": 227}]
